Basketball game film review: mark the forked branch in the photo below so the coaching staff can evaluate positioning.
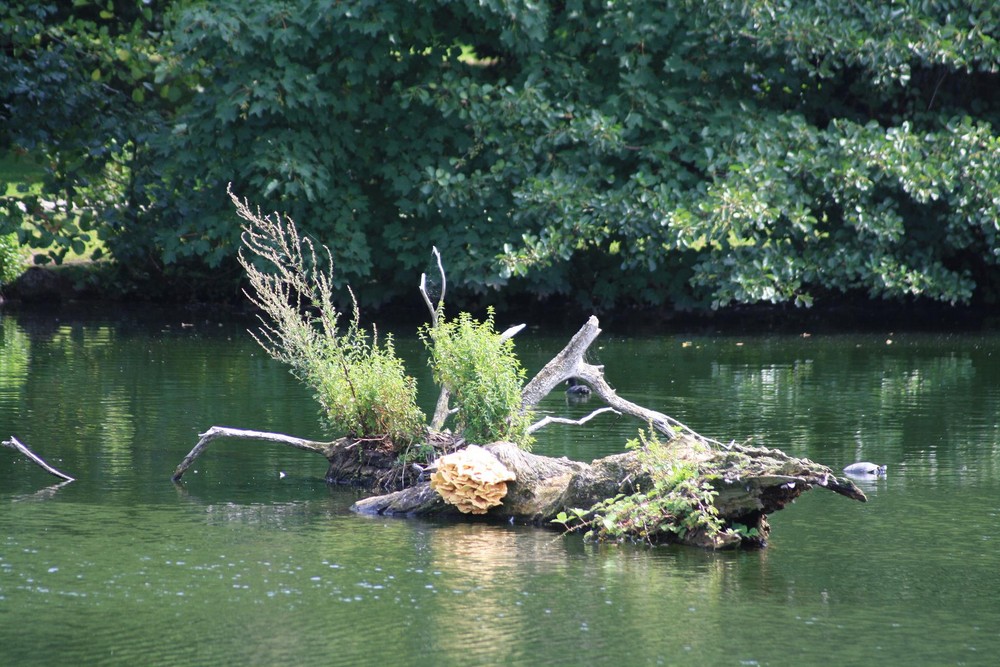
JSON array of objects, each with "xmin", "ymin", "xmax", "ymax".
[
  {"xmin": 420, "ymin": 247, "xmax": 452, "ymax": 430},
  {"xmin": 520, "ymin": 317, "xmax": 721, "ymax": 446}
]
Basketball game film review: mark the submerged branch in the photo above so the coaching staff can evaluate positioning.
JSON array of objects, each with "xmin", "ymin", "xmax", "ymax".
[
  {"xmin": 171, "ymin": 426, "xmax": 350, "ymax": 482},
  {"xmin": 2, "ymin": 436, "xmax": 76, "ymax": 482}
]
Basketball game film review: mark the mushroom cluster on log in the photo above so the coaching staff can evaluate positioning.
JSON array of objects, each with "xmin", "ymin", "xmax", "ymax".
[{"xmin": 429, "ymin": 445, "xmax": 516, "ymax": 514}]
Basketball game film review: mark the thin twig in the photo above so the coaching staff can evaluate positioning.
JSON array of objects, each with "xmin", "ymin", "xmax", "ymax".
[{"xmin": 526, "ymin": 407, "xmax": 621, "ymax": 434}]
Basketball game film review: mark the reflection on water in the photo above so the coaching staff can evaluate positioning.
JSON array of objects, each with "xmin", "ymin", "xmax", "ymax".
[
  {"xmin": 0, "ymin": 318, "xmax": 30, "ymax": 405},
  {"xmin": 9, "ymin": 480, "xmax": 74, "ymax": 502},
  {"xmin": 2, "ymin": 310, "xmax": 1000, "ymax": 665}
]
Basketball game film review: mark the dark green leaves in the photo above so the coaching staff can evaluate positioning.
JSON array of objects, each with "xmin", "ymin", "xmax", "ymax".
[{"xmin": 4, "ymin": 1, "xmax": 1000, "ymax": 308}]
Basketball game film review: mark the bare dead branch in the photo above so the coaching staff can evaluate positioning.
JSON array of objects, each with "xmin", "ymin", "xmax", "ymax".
[
  {"xmin": 419, "ymin": 246, "xmax": 454, "ymax": 431},
  {"xmin": 520, "ymin": 316, "xmax": 603, "ymax": 408},
  {"xmin": 171, "ymin": 426, "xmax": 351, "ymax": 481},
  {"xmin": 2, "ymin": 436, "xmax": 75, "ymax": 482},
  {"xmin": 419, "ymin": 273, "xmax": 435, "ymax": 323},
  {"xmin": 432, "ymin": 246, "xmax": 446, "ymax": 308},
  {"xmin": 520, "ymin": 316, "xmax": 722, "ymax": 446},
  {"xmin": 527, "ymin": 407, "xmax": 620, "ymax": 434},
  {"xmin": 499, "ymin": 323, "xmax": 526, "ymax": 341},
  {"xmin": 418, "ymin": 246, "xmax": 447, "ymax": 327}
]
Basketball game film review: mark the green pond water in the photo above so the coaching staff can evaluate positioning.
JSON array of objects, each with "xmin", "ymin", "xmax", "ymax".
[{"xmin": 1, "ymin": 307, "xmax": 999, "ymax": 666}]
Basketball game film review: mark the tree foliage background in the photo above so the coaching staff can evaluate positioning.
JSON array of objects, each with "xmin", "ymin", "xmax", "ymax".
[{"xmin": 3, "ymin": 0, "xmax": 999, "ymax": 309}]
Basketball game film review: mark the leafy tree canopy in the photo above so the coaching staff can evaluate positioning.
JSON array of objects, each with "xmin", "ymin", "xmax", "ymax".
[{"xmin": 3, "ymin": 1, "xmax": 999, "ymax": 309}]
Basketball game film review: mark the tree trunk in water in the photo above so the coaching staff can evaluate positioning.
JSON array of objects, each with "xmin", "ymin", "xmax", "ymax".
[{"xmin": 352, "ymin": 437, "xmax": 865, "ymax": 549}]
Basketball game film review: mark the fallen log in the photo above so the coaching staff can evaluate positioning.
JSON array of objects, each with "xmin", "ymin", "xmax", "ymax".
[
  {"xmin": 175, "ymin": 204, "xmax": 865, "ymax": 549},
  {"xmin": 351, "ymin": 437, "xmax": 865, "ymax": 549},
  {"xmin": 175, "ymin": 316, "xmax": 866, "ymax": 549}
]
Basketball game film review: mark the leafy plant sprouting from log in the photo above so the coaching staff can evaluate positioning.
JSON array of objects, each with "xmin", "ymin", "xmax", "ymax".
[
  {"xmin": 234, "ymin": 187, "xmax": 424, "ymax": 449},
  {"xmin": 554, "ymin": 429, "xmax": 745, "ymax": 546},
  {"xmin": 421, "ymin": 309, "xmax": 533, "ymax": 450},
  {"xmin": 231, "ymin": 186, "xmax": 529, "ymax": 457}
]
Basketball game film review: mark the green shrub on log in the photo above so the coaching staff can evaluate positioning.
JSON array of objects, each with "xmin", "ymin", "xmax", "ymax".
[
  {"xmin": 421, "ymin": 309, "xmax": 533, "ymax": 449},
  {"xmin": 555, "ymin": 429, "xmax": 731, "ymax": 545},
  {"xmin": 233, "ymin": 191, "xmax": 424, "ymax": 448},
  {"xmin": 234, "ymin": 190, "xmax": 534, "ymax": 450}
]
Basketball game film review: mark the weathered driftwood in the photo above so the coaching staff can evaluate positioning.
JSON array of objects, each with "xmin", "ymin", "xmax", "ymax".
[
  {"xmin": 2, "ymin": 436, "xmax": 76, "ymax": 482},
  {"xmin": 171, "ymin": 426, "xmax": 411, "ymax": 487},
  {"xmin": 521, "ymin": 316, "xmax": 717, "ymax": 443},
  {"xmin": 526, "ymin": 406, "xmax": 619, "ymax": 435},
  {"xmin": 171, "ymin": 426, "xmax": 345, "ymax": 481}
]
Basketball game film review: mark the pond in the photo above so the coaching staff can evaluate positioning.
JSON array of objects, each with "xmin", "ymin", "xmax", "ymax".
[{"xmin": 2, "ymin": 306, "xmax": 999, "ymax": 666}]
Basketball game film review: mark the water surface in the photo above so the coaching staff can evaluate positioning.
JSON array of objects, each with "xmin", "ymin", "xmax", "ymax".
[{"xmin": 2, "ymin": 309, "xmax": 999, "ymax": 665}]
